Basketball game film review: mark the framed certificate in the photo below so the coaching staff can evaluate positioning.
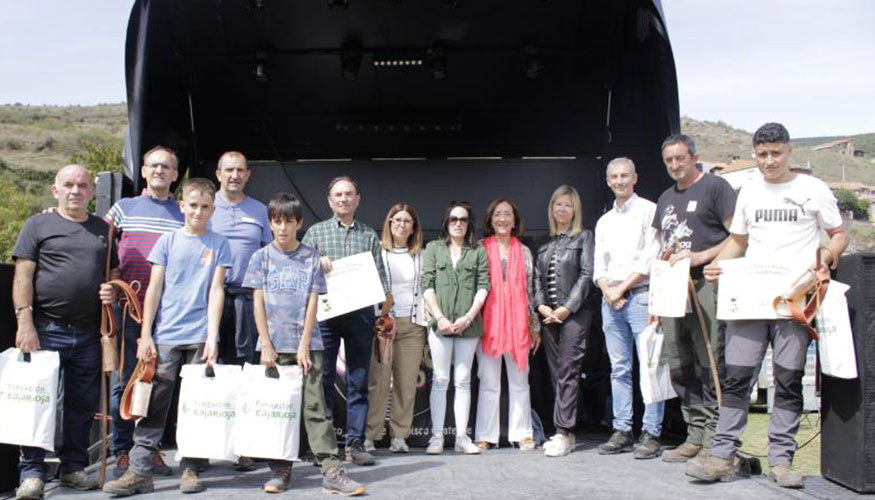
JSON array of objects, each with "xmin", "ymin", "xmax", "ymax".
[{"xmin": 316, "ymin": 252, "xmax": 386, "ymax": 321}]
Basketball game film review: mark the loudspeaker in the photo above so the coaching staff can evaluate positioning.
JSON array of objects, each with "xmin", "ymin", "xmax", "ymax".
[
  {"xmin": 821, "ymin": 253, "xmax": 875, "ymax": 493},
  {"xmin": 0, "ymin": 264, "xmax": 20, "ymax": 493}
]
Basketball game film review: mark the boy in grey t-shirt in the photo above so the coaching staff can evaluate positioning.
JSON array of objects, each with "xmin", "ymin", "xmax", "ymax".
[{"xmin": 243, "ymin": 193, "xmax": 365, "ymax": 496}]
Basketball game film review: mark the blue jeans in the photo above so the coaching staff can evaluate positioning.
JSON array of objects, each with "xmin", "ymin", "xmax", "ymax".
[
  {"xmin": 319, "ymin": 307, "xmax": 374, "ymax": 446},
  {"xmin": 109, "ymin": 305, "xmax": 140, "ymax": 456},
  {"xmin": 601, "ymin": 289, "xmax": 664, "ymax": 436},
  {"xmin": 20, "ymin": 319, "xmax": 101, "ymax": 481}
]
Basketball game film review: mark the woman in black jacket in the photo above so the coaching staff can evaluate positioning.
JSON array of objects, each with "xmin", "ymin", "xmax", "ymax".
[{"xmin": 533, "ymin": 184, "xmax": 595, "ymax": 458}]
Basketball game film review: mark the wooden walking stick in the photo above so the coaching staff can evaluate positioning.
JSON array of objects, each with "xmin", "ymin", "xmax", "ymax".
[{"xmin": 661, "ymin": 237, "xmax": 723, "ymax": 408}]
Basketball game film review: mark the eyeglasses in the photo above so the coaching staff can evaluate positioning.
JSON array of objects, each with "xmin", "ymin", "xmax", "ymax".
[
  {"xmin": 448, "ymin": 216, "xmax": 469, "ymax": 225},
  {"xmin": 391, "ymin": 218, "xmax": 413, "ymax": 226}
]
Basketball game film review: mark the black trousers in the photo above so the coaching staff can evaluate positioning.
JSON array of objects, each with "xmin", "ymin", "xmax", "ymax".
[{"xmin": 541, "ymin": 307, "xmax": 593, "ymax": 432}]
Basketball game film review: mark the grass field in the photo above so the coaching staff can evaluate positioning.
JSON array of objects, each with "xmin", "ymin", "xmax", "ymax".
[{"xmin": 739, "ymin": 409, "xmax": 821, "ymax": 477}]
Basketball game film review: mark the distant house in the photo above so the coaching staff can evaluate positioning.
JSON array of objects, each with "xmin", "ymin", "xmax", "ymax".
[
  {"xmin": 812, "ymin": 138, "xmax": 855, "ymax": 155},
  {"xmin": 826, "ymin": 181, "xmax": 875, "ymax": 203},
  {"xmin": 710, "ymin": 159, "xmax": 759, "ymax": 190},
  {"xmin": 853, "ymin": 149, "xmax": 866, "ymax": 158}
]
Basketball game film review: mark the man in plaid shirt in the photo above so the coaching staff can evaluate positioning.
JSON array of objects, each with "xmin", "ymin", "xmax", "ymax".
[{"xmin": 302, "ymin": 176, "xmax": 388, "ymax": 467}]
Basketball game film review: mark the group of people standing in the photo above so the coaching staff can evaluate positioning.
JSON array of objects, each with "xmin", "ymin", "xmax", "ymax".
[{"xmin": 11, "ymin": 121, "xmax": 847, "ymax": 499}]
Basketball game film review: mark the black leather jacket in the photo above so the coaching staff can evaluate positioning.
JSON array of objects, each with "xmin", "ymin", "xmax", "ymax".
[{"xmin": 533, "ymin": 230, "xmax": 595, "ymax": 313}]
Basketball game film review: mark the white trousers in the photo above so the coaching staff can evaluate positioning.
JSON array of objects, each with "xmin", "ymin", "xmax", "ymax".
[
  {"xmin": 428, "ymin": 331, "xmax": 480, "ymax": 440},
  {"xmin": 474, "ymin": 345, "xmax": 533, "ymax": 443}
]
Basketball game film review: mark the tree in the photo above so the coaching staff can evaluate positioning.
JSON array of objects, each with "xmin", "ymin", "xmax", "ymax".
[
  {"xmin": 834, "ymin": 188, "xmax": 870, "ymax": 220},
  {"xmin": 69, "ymin": 139, "xmax": 123, "ymax": 213},
  {"xmin": 0, "ymin": 177, "xmax": 36, "ymax": 263}
]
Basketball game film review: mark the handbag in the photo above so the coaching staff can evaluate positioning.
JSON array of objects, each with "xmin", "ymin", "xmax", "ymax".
[
  {"xmin": 175, "ymin": 363, "xmax": 242, "ymax": 461},
  {"xmin": 0, "ymin": 348, "xmax": 60, "ymax": 450},
  {"xmin": 637, "ymin": 324, "xmax": 677, "ymax": 405},
  {"xmin": 234, "ymin": 363, "xmax": 304, "ymax": 461}
]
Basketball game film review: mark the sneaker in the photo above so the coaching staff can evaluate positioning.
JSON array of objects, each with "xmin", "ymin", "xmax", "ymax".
[
  {"xmin": 263, "ymin": 463, "xmax": 292, "ymax": 494},
  {"xmin": 597, "ymin": 430, "xmax": 634, "ymax": 455},
  {"xmin": 179, "ymin": 468, "xmax": 206, "ymax": 494},
  {"xmin": 662, "ymin": 441, "xmax": 702, "ymax": 463},
  {"xmin": 543, "ymin": 433, "xmax": 575, "ymax": 457},
  {"xmin": 389, "ymin": 437, "xmax": 409, "ymax": 453},
  {"xmin": 363, "ymin": 439, "xmax": 376, "ymax": 452},
  {"xmin": 59, "ymin": 470, "xmax": 99, "ymax": 490},
  {"xmin": 425, "ymin": 435, "xmax": 444, "ymax": 455},
  {"xmin": 102, "ymin": 471, "xmax": 155, "ymax": 496},
  {"xmin": 113, "ymin": 453, "xmax": 130, "ymax": 479},
  {"xmin": 768, "ymin": 464, "xmax": 804, "ymax": 489},
  {"xmin": 454, "ymin": 436, "xmax": 481, "ymax": 455},
  {"xmin": 474, "ymin": 440, "xmax": 492, "ymax": 451},
  {"xmin": 345, "ymin": 442, "xmax": 376, "ymax": 466},
  {"xmin": 154, "ymin": 452, "xmax": 173, "ymax": 476},
  {"xmin": 685, "ymin": 455, "xmax": 737, "ymax": 482},
  {"xmin": 633, "ymin": 432, "xmax": 661, "ymax": 459},
  {"xmin": 234, "ymin": 456, "xmax": 256, "ymax": 471},
  {"xmin": 518, "ymin": 437, "xmax": 536, "ymax": 451},
  {"xmin": 16, "ymin": 477, "xmax": 45, "ymax": 500},
  {"xmin": 322, "ymin": 466, "xmax": 366, "ymax": 496}
]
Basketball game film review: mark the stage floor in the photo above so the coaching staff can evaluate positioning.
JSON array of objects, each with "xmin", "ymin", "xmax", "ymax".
[{"xmin": 7, "ymin": 432, "xmax": 863, "ymax": 500}]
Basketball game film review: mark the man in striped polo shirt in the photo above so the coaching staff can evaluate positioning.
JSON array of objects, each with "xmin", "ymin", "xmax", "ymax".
[{"xmin": 105, "ymin": 145, "xmax": 184, "ymax": 478}]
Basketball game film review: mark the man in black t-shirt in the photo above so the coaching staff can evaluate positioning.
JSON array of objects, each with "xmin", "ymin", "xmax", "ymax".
[
  {"xmin": 652, "ymin": 135, "xmax": 736, "ymax": 465},
  {"xmin": 12, "ymin": 164, "xmax": 117, "ymax": 499}
]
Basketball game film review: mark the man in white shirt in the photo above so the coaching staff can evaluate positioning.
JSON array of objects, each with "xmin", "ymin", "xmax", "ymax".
[
  {"xmin": 593, "ymin": 157, "xmax": 663, "ymax": 459},
  {"xmin": 689, "ymin": 123, "xmax": 848, "ymax": 488}
]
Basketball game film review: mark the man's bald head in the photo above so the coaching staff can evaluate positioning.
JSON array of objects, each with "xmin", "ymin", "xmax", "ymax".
[
  {"xmin": 55, "ymin": 164, "xmax": 91, "ymax": 188},
  {"xmin": 52, "ymin": 164, "xmax": 94, "ymax": 221}
]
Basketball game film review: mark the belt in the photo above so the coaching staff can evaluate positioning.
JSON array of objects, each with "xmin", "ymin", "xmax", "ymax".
[
  {"xmin": 627, "ymin": 285, "xmax": 649, "ymax": 295},
  {"xmin": 33, "ymin": 315, "xmax": 98, "ymax": 331}
]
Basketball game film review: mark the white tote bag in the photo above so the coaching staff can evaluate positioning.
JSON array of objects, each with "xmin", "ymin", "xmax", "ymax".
[
  {"xmin": 0, "ymin": 348, "xmax": 60, "ymax": 450},
  {"xmin": 638, "ymin": 324, "xmax": 678, "ymax": 404},
  {"xmin": 234, "ymin": 363, "xmax": 304, "ymax": 461},
  {"xmin": 175, "ymin": 363, "xmax": 241, "ymax": 461},
  {"xmin": 817, "ymin": 280, "xmax": 857, "ymax": 379}
]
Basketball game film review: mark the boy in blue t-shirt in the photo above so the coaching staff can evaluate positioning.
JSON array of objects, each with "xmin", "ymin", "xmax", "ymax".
[
  {"xmin": 104, "ymin": 178, "xmax": 232, "ymax": 496},
  {"xmin": 243, "ymin": 192, "xmax": 365, "ymax": 496}
]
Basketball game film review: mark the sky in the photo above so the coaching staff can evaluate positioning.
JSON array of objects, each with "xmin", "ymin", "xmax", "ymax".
[{"xmin": 0, "ymin": 0, "xmax": 873, "ymax": 138}]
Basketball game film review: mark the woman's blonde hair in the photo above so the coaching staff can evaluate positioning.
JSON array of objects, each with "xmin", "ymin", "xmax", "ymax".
[
  {"xmin": 547, "ymin": 184, "xmax": 583, "ymax": 237},
  {"xmin": 380, "ymin": 202, "xmax": 423, "ymax": 254}
]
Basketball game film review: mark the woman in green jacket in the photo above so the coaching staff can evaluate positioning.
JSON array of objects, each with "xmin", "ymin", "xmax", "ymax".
[{"xmin": 421, "ymin": 202, "xmax": 490, "ymax": 455}]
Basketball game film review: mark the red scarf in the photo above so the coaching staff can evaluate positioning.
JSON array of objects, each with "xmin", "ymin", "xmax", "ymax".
[{"xmin": 481, "ymin": 236, "xmax": 531, "ymax": 371}]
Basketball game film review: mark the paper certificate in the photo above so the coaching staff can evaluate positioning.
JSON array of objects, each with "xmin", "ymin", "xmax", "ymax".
[
  {"xmin": 648, "ymin": 259, "xmax": 690, "ymax": 318},
  {"xmin": 716, "ymin": 257, "xmax": 808, "ymax": 320},
  {"xmin": 317, "ymin": 252, "xmax": 386, "ymax": 321}
]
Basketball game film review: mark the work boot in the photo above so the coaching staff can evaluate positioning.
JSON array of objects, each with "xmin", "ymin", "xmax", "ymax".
[
  {"xmin": 662, "ymin": 441, "xmax": 702, "ymax": 463},
  {"xmin": 685, "ymin": 455, "xmax": 737, "ymax": 482},
  {"xmin": 263, "ymin": 462, "xmax": 292, "ymax": 493},
  {"xmin": 686, "ymin": 446, "xmax": 710, "ymax": 469},
  {"xmin": 597, "ymin": 430, "xmax": 634, "ymax": 455},
  {"xmin": 179, "ymin": 468, "xmax": 205, "ymax": 494},
  {"xmin": 633, "ymin": 432, "xmax": 661, "ymax": 459},
  {"xmin": 113, "ymin": 453, "xmax": 130, "ymax": 479},
  {"xmin": 16, "ymin": 477, "xmax": 45, "ymax": 500},
  {"xmin": 60, "ymin": 470, "xmax": 99, "ymax": 490},
  {"xmin": 234, "ymin": 456, "xmax": 256, "ymax": 471},
  {"xmin": 345, "ymin": 442, "xmax": 376, "ymax": 466},
  {"xmin": 153, "ymin": 452, "xmax": 173, "ymax": 476},
  {"xmin": 322, "ymin": 466, "xmax": 366, "ymax": 496},
  {"xmin": 102, "ymin": 471, "xmax": 155, "ymax": 496},
  {"xmin": 768, "ymin": 464, "xmax": 804, "ymax": 489}
]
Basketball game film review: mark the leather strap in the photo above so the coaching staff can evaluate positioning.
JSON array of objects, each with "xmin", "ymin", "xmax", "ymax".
[
  {"xmin": 773, "ymin": 247, "xmax": 831, "ymax": 341},
  {"xmin": 119, "ymin": 358, "xmax": 155, "ymax": 421}
]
